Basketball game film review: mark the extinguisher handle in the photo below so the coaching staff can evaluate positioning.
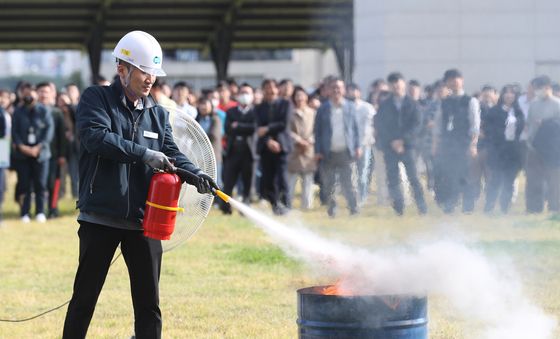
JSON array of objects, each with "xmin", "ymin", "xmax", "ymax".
[
  {"xmin": 173, "ymin": 168, "xmax": 231, "ymax": 202},
  {"xmin": 173, "ymin": 167, "xmax": 197, "ymax": 180},
  {"xmin": 172, "ymin": 167, "xmax": 220, "ymax": 195}
]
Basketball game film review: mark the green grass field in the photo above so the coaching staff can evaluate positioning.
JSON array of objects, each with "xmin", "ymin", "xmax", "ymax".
[{"xmin": 1, "ymin": 170, "xmax": 560, "ymax": 338}]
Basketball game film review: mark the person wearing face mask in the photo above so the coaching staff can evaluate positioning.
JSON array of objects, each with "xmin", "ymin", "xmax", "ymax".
[
  {"xmin": 525, "ymin": 75, "xmax": 560, "ymax": 213},
  {"xmin": 63, "ymin": 31, "xmax": 218, "ymax": 339},
  {"xmin": 483, "ymin": 85, "xmax": 525, "ymax": 213},
  {"xmin": 11, "ymin": 82, "xmax": 54, "ymax": 223},
  {"xmin": 220, "ymin": 83, "xmax": 256, "ymax": 214}
]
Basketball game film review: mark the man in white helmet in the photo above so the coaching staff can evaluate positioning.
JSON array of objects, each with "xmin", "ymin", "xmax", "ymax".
[{"xmin": 63, "ymin": 31, "xmax": 218, "ymax": 339}]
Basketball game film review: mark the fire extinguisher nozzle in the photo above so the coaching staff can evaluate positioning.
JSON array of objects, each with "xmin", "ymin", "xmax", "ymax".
[{"xmin": 213, "ymin": 189, "xmax": 231, "ymax": 203}]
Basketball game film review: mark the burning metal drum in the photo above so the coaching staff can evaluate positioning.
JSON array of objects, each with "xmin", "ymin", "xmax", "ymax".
[{"xmin": 297, "ymin": 286, "xmax": 428, "ymax": 338}]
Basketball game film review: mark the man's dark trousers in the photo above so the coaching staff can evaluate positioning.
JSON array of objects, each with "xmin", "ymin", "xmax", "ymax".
[
  {"xmin": 47, "ymin": 157, "xmax": 62, "ymax": 217},
  {"xmin": 221, "ymin": 141, "xmax": 253, "ymax": 213},
  {"xmin": 383, "ymin": 149, "xmax": 427, "ymax": 215},
  {"xmin": 434, "ymin": 147, "xmax": 477, "ymax": 213},
  {"xmin": 17, "ymin": 158, "xmax": 49, "ymax": 216},
  {"xmin": 526, "ymin": 149, "xmax": 560, "ymax": 213},
  {"xmin": 260, "ymin": 150, "xmax": 289, "ymax": 208},
  {"xmin": 63, "ymin": 222, "xmax": 162, "ymax": 339}
]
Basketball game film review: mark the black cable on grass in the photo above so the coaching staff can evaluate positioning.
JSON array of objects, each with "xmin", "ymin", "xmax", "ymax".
[
  {"xmin": 0, "ymin": 300, "xmax": 70, "ymax": 323},
  {"xmin": 0, "ymin": 252, "xmax": 122, "ymax": 322}
]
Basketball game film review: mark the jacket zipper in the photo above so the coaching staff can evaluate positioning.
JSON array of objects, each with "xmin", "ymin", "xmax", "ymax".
[
  {"xmin": 125, "ymin": 110, "xmax": 144, "ymax": 219},
  {"xmin": 89, "ymin": 156, "xmax": 100, "ymax": 194}
]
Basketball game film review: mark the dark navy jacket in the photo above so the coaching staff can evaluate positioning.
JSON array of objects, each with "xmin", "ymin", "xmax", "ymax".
[
  {"xmin": 12, "ymin": 103, "xmax": 54, "ymax": 161},
  {"xmin": 484, "ymin": 105, "xmax": 525, "ymax": 169},
  {"xmin": 224, "ymin": 105, "xmax": 256, "ymax": 158},
  {"xmin": 76, "ymin": 81, "xmax": 200, "ymax": 227},
  {"xmin": 375, "ymin": 95, "xmax": 420, "ymax": 153},
  {"xmin": 314, "ymin": 99, "xmax": 360, "ymax": 159},
  {"xmin": 254, "ymin": 98, "xmax": 293, "ymax": 155},
  {"xmin": 440, "ymin": 95, "xmax": 472, "ymax": 150}
]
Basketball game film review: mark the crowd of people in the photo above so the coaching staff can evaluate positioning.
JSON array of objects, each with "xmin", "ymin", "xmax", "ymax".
[
  {"xmin": 0, "ymin": 81, "xmax": 80, "ymax": 224},
  {"xmin": 1, "ymin": 68, "xmax": 560, "ymax": 223}
]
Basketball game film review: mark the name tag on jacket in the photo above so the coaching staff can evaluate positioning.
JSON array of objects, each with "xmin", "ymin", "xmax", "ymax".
[{"xmin": 143, "ymin": 130, "xmax": 159, "ymax": 139}]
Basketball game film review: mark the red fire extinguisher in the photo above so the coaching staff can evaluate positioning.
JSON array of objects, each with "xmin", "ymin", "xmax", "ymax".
[{"xmin": 143, "ymin": 171, "xmax": 184, "ymax": 240}]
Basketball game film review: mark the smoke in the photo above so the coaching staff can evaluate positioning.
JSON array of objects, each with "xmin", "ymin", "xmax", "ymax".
[{"xmin": 228, "ymin": 198, "xmax": 557, "ymax": 339}]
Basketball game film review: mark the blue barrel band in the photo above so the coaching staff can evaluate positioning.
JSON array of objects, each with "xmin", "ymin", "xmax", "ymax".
[{"xmin": 298, "ymin": 317, "xmax": 428, "ymax": 329}]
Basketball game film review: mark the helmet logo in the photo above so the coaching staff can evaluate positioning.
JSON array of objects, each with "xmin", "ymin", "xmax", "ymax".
[
  {"xmin": 120, "ymin": 48, "xmax": 131, "ymax": 57},
  {"xmin": 153, "ymin": 56, "xmax": 161, "ymax": 65}
]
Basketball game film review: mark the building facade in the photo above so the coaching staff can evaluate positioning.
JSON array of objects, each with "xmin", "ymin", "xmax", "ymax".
[{"xmin": 355, "ymin": 0, "xmax": 560, "ymax": 92}]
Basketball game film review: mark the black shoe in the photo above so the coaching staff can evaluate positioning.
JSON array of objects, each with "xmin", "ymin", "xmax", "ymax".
[
  {"xmin": 48, "ymin": 209, "xmax": 59, "ymax": 219},
  {"xmin": 350, "ymin": 208, "xmax": 359, "ymax": 216},
  {"xmin": 273, "ymin": 205, "xmax": 288, "ymax": 216},
  {"xmin": 393, "ymin": 203, "xmax": 404, "ymax": 216},
  {"xmin": 327, "ymin": 206, "xmax": 336, "ymax": 218},
  {"xmin": 443, "ymin": 204, "xmax": 455, "ymax": 214}
]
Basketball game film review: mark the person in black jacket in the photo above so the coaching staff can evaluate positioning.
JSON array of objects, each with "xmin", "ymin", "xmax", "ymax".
[
  {"xmin": 220, "ymin": 83, "xmax": 256, "ymax": 214},
  {"xmin": 483, "ymin": 85, "xmax": 525, "ymax": 213},
  {"xmin": 255, "ymin": 79, "xmax": 293, "ymax": 215},
  {"xmin": 62, "ymin": 31, "xmax": 218, "ymax": 339},
  {"xmin": 433, "ymin": 69, "xmax": 481, "ymax": 214},
  {"xmin": 11, "ymin": 82, "xmax": 54, "ymax": 223},
  {"xmin": 375, "ymin": 72, "xmax": 426, "ymax": 215}
]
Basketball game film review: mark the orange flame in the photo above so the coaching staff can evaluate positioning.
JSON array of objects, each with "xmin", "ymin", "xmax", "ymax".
[
  {"xmin": 321, "ymin": 280, "xmax": 353, "ymax": 296},
  {"xmin": 315, "ymin": 279, "xmax": 402, "ymax": 311}
]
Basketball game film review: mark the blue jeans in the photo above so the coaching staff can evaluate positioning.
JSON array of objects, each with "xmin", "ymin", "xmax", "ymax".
[
  {"xmin": 357, "ymin": 145, "xmax": 373, "ymax": 203},
  {"xmin": 16, "ymin": 158, "xmax": 49, "ymax": 216}
]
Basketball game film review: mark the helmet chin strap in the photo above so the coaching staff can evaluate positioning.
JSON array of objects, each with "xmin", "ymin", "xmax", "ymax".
[{"xmin": 122, "ymin": 65, "xmax": 141, "ymax": 103}]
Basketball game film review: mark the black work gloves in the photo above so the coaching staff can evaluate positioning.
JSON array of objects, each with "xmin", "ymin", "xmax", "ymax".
[
  {"xmin": 197, "ymin": 173, "xmax": 219, "ymax": 194},
  {"xmin": 176, "ymin": 169, "xmax": 219, "ymax": 194}
]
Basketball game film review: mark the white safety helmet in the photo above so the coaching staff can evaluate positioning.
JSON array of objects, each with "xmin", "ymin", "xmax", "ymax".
[{"xmin": 112, "ymin": 30, "xmax": 166, "ymax": 77}]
